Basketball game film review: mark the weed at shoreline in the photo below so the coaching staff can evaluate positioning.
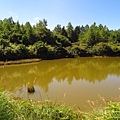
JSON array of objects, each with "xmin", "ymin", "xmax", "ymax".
[{"xmin": 0, "ymin": 91, "xmax": 120, "ymax": 120}]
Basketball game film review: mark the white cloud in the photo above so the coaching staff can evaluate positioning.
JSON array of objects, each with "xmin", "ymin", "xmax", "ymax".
[
  {"xmin": 34, "ymin": 17, "xmax": 39, "ymax": 21},
  {"xmin": 8, "ymin": 11, "xmax": 18, "ymax": 21},
  {"xmin": 29, "ymin": 17, "xmax": 40, "ymax": 26}
]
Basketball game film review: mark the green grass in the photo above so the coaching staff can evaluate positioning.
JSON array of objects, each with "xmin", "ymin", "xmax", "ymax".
[{"xmin": 0, "ymin": 91, "xmax": 120, "ymax": 120}]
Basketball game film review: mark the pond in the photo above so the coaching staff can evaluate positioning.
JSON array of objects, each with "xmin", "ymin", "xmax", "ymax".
[{"xmin": 0, "ymin": 57, "xmax": 120, "ymax": 111}]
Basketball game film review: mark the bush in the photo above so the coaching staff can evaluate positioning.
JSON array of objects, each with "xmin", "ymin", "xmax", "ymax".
[
  {"xmin": 54, "ymin": 34, "xmax": 71, "ymax": 47},
  {"xmin": 92, "ymin": 42, "xmax": 114, "ymax": 56}
]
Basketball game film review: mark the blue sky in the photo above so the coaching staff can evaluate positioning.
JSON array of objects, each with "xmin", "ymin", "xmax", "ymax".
[{"xmin": 0, "ymin": 0, "xmax": 120, "ymax": 30}]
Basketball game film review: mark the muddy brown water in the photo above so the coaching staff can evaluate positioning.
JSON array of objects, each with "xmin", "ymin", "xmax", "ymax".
[{"xmin": 0, "ymin": 57, "xmax": 120, "ymax": 111}]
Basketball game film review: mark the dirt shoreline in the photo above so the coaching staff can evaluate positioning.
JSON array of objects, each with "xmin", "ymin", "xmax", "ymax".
[{"xmin": 0, "ymin": 58, "xmax": 41, "ymax": 66}]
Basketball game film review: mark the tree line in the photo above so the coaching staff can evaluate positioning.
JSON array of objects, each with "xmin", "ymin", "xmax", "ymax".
[{"xmin": 0, "ymin": 17, "xmax": 120, "ymax": 61}]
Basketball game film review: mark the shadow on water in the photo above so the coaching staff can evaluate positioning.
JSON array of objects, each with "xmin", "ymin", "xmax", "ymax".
[{"xmin": 0, "ymin": 57, "xmax": 120, "ymax": 110}]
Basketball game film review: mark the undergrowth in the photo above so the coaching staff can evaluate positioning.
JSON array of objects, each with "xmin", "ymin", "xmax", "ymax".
[{"xmin": 0, "ymin": 91, "xmax": 120, "ymax": 120}]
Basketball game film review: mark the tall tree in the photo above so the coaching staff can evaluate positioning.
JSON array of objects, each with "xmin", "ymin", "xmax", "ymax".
[
  {"xmin": 13, "ymin": 21, "xmax": 21, "ymax": 33},
  {"xmin": 2, "ymin": 17, "xmax": 14, "ymax": 39},
  {"xmin": 66, "ymin": 22, "xmax": 75, "ymax": 42},
  {"xmin": 61, "ymin": 26, "xmax": 68, "ymax": 37},
  {"xmin": 36, "ymin": 19, "xmax": 47, "ymax": 28},
  {"xmin": 53, "ymin": 24, "xmax": 62, "ymax": 34},
  {"xmin": 22, "ymin": 22, "xmax": 33, "ymax": 45},
  {"xmin": 66, "ymin": 22, "xmax": 73, "ymax": 38},
  {"xmin": 74, "ymin": 26, "xmax": 81, "ymax": 42}
]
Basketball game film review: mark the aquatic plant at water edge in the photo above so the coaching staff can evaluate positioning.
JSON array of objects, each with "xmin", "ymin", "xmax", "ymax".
[{"xmin": 0, "ymin": 91, "xmax": 120, "ymax": 120}]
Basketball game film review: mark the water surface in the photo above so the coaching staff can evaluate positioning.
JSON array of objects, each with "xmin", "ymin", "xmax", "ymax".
[{"xmin": 0, "ymin": 58, "xmax": 120, "ymax": 111}]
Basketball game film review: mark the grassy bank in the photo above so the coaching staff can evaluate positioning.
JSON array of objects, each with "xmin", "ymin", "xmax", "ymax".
[
  {"xmin": 0, "ymin": 58, "xmax": 41, "ymax": 66},
  {"xmin": 0, "ymin": 92, "xmax": 120, "ymax": 120}
]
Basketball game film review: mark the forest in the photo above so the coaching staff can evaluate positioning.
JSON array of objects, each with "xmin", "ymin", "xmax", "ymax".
[{"xmin": 0, "ymin": 17, "xmax": 120, "ymax": 61}]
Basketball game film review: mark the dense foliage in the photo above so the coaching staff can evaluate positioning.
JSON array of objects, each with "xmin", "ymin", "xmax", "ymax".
[{"xmin": 0, "ymin": 17, "xmax": 120, "ymax": 61}]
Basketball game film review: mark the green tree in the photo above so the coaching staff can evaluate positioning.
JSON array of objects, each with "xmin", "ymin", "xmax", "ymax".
[
  {"xmin": 2, "ymin": 17, "xmax": 14, "ymax": 39},
  {"xmin": 54, "ymin": 33, "xmax": 71, "ymax": 47},
  {"xmin": 61, "ymin": 26, "xmax": 68, "ymax": 37},
  {"xmin": 66, "ymin": 22, "xmax": 73, "ymax": 41},
  {"xmin": 22, "ymin": 22, "xmax": 33, "ymax": 45},
  {"xmin": 37, "ymin": 19, "xmax": 47, "ymax": 27},
  {"xmin": 13, "ymin": 21, "xmax": 21, "ymax": 33},
  {"xmin": 79, "ymin": 22, "xmax": 104, "ymax": 46},
  {"xmin": 55, "ymin": 47, "xmax": 69, "ymax": 58},
  {"xmin": 66, "ymin": 22, "xmax": 78, "ymax": 42},
  {"xmin": 92, "ymin": 42, "xmax": 113, "ymax": 56},
  {"xmin": 34, "ymin": 41, "xmax": 49, "ymax": 59},
  {"xmin": 53, "ymin": 24, "xmax": 62, "ymax": 34},
  {"xmin": 73, "ymin": 26, "xmax": 81, "ymax": 42},
  {"xmin": 0, "ymin": 20, "xmax": 3, "ymax": 35},
  {"xmin": 9, "ymin": 33, "xmax": 22, "ymax": 44},
  {"xmin": 33, "ymin": 21, "xmax": 54, "ymax": 45}
]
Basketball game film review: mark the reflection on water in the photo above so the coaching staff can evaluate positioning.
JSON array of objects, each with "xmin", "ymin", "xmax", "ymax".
[{"xmin": 0, "ymin": 58, "xmax": 120, "ymax": 110}]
